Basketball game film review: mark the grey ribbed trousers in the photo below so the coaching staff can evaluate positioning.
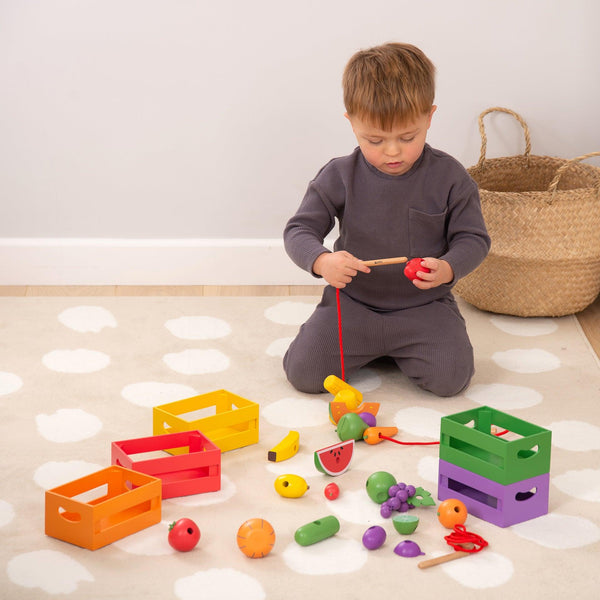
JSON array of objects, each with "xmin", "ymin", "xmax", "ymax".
[{"xmin": 283, "ymin": 286, "xmax": 474, "ymax": 397}]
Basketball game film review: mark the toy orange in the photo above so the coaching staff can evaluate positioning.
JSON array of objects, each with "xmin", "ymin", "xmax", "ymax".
[
  {"xmin": 328, "ymin": 401, "xmax": 380, "ymax": 425},
  {"xmin": 236, "ymin": 518, "xmax": 276, "ymax": 558},
  {"xmin": 437, "ymin": 498, "xmax": 468, "ymax": 529}
]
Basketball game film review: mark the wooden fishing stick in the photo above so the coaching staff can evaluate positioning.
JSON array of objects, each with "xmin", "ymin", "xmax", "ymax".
[
  {"xmin": 362, "ymin": 256, "xmax": 408, "ymax": 267},
  {"xmin": 418, "ymin": 547, "xmax": 473, "ymax": 569}
]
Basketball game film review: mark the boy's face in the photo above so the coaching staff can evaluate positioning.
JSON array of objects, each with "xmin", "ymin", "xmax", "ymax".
[{"xmin": 346, "ymin": 107, "xmax": 436, "ymax": 176}]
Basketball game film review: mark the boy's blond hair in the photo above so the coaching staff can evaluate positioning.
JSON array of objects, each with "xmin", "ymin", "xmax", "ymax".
[{"xmin": 343, "ymin": 42, "xmax": 436, "ymax": 130}]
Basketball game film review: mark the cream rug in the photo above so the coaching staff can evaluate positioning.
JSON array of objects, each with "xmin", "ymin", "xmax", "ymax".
[{"xmin": 1, "ymin": 295, "xmax": 599, "ymax": 600}]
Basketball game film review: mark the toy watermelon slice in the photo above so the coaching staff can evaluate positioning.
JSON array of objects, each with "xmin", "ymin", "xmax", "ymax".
[
  {"xmin": 328, "ymin": 401, "xmax": 380, "ymax": 425},
  {"xmin": 314, "ymin": 439, "xmax": 355, "ymax": 476}
]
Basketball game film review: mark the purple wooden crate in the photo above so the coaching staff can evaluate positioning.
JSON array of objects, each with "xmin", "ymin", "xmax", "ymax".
[{"xmin": 438, "ymin": 459, "xmax": 549, "ymax": 527}]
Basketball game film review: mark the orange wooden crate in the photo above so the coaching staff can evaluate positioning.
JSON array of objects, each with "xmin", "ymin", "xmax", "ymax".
[{"xmin": 45, "ymin": 465, "xmax": 161, "ymax": 550}]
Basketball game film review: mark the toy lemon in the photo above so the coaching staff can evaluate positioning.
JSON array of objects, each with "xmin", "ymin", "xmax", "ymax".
[{"xmin": 274, "ymin": 474, "xmax": 309, "ymax": 498}]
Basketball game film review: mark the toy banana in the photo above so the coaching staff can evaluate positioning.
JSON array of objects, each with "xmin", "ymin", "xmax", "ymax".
[
  {"xmin": 267, "ymin": 430, "xmax": 300, "ymax": 462},
  {"xmin": 274, "ymin": 474, "xmax": 309, "ymax": 498}
]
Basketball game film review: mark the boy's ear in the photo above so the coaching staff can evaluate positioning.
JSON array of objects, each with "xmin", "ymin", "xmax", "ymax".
[
  {"xmin": 427, "ymin": 105, "xmax": 437, "ymax": 127},
  {"xmin": 344, "ymin": 112, "xmax": 356, "ymax": 133}
]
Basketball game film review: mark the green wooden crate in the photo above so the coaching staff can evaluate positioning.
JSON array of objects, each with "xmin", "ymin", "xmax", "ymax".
[{"xmin": 439, "ymin": 406, "xmax": 551, "ymax": 485}]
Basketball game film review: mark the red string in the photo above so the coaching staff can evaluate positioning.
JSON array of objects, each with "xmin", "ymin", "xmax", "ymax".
[
  {"xmin": 444, "ymin": 524, "xmax": 488, "ymax": 553},
  {"xmin": 378, "ymin": 428, "xmax": 508, "ymax": 447},
  {"xmin": 336, "ymin": 287, "xmax": 345, "ymax": 381},
  {"xmin": 379, "ymin": 434, "xmax": 439, "ymax": 446}
]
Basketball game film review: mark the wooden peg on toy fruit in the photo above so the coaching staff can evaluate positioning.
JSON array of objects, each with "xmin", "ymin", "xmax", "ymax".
[
  {"xmin": 334, "ymin": 388, "xmax": 360, "ymax": 410},
  {"xmin": 363, "ymin": 426, "xmax": 399, "ymax": 445},
  {"xmin": 323, "ymin": 375, "xmax": 363, "ymax": 404}
]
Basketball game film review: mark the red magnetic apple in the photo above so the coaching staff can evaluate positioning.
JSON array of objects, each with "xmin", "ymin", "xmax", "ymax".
[
  {"xmin": 404, "ymin": 258, "xmax": 430, "ymax": 281},
  {"xmin": 168, "ymin": 518, "xmax": 201, "ymax": 552}
]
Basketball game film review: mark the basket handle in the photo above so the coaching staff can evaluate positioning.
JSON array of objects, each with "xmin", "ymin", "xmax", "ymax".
[
  {"xmin": 476, "ymin": 107, "xmax": 532, "ymax": 169},
  {"xmin": 547, "ymin": 151, "xmax": 600, "ymax": 198}
]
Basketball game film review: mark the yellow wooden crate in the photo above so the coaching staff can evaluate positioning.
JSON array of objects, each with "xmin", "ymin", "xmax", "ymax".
[{"xmin": 153, "ymin": 390, "xmax": 259, "ymax": 453}]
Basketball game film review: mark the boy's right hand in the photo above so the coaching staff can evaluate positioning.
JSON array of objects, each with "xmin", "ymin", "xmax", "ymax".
[{"xmin": 313, "ymin": 251, "xmax": 371, "ymax": 288}]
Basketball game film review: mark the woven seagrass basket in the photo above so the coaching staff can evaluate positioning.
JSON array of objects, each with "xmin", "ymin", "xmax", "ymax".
[{"xmin": 455, "ymin": 107, "xmax": 600, "ymax": 317}]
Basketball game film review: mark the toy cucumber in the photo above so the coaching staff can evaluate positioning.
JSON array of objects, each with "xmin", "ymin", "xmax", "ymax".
[{"xmin": 294, "ymin": 516, "xmax": 340, "ymax": 546}]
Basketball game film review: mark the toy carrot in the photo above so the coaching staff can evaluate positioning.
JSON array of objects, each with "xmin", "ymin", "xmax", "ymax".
[{"xmin": 363, "ymin": 426, "xmax": 399, "ymax": 445}]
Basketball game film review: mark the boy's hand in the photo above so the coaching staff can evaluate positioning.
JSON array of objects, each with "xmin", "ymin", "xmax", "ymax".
[
  {"xmin": 411, "ymin": 258, "xmax": 454, "ymax": 289},
  {"xmin": 313, "ymin": 251, "xmax": 371, "ymax": 288}
]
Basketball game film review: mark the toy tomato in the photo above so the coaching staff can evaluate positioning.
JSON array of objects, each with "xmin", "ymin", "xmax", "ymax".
[
  {"xmin": 404, "ymin": 258, "xmax": 430, "ymax": 281},
  {"xmin": 437, "ymin": 498, "xmax": 468, "ymax": 529},
  {"xmin": 168, "ymin": 518, "xmax": 201, "ymax": 551},
  {"xmin": 324, "ymin": 482, "xmax": 340, "ymax": 500}
]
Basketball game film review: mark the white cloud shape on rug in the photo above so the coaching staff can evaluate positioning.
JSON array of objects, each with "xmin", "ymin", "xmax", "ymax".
[
  {"xmin": 465, "ymin": 383, "xmax": 543, "ymax": 410},
  {"xmin": 492, "ymin": 349, "xmax": 560, "ymax": 373},
  {"xmin": 0, "ymin": 499, "xmax": 15, "ymax": 527},
  {"xmin": 547, "ymin": 420, "xmax": 600, "ymax": 451},
  {"xmin": 42, "ymin": 349, "xmax": 110, "ymax": 373},
  {"xmin": 552, "ymin": 469, "xmax": 600, "ymax": 502},
  {"xmin": 166, "ymin": 475, "xmax": 236, "ymax": 507},
  {"xmin": 266, "ymin": 337, "xmax": 294, "ymax": 357},
  {"xmin": 264, "ymin": 301, "xmax": 317, "ymax": 325},
  {"xmin": 262, "ymin": 397, "xmax": 327, "ymax": 428},
  {"xmin": 114, "ymin": 521, "xmax": 173, "ymax": 555},
  {"xmin": 33, "ymin": 460, "xmax": 103, "ymax": 490},
  {"xmin": 347, "ymin": 367, "xmax": 382, "ymax": 393},
  {"xmin": 121, "ymin": 382, "xmax": 197, "ymax": 407},
  {"xmin": 490, "ymin": 315, "xmax": 558, "ymax": 336},
  {"xmin": 174, "ymin": 568, "xmax": 265, "ymax": 600},
  {"xmin": 7, "ymin": 550, "xmax": 94, "ymax": 594},
  {"xmin": 36, "ymin": 408, "xmax": 102, "ymax": 442},
  {"xmin": 393, "ymin": 406, "xmax": 444, "ymax": 440},
  {"xmin": 165, "ymin": 316, "xmax": 231, "ymax": 340},
  {"xmin": 417, "ymin": 455, "xmax": 439, "ymax": 483},
  {"xmin": 440, "ymin": 551, "xmax": 514, "ymax": 589},
  {"xmin": 163, "ymin": 349, "xmax": 230, "ymax": 375},
  {"xmin": 326, "ymin": 489, "xmax": 385, "ymax": 525},
  {"xmin": 58, "ymin": 305, "xmax": 117, "ymax": 332},
  {"xmin": 511, "ymin": 513, "xmax": 600, "ymax": 548},
  {"xmin": 282, "ymin": 536, "xmax": 368, "ymax": 575},
  {"xmin": 265, "ymin": 453, "xmax": 319, "ymax": 479},
  {"xmin": 0, "ymin": 371, "xmax": 23, "ymax": 396}
]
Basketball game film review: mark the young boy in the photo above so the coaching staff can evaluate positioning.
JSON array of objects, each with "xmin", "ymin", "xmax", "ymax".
[{"xmin": 282, "ymin": 42, "xmax": 491, "ymax": 397}]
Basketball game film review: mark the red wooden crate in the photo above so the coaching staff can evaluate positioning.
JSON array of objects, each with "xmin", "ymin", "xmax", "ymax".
[{"xmin": 112, "ymin": 430, "xmax": 221, "ymax": 499}]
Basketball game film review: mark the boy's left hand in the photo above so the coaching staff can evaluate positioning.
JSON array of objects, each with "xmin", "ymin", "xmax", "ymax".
[{"xmin": 411, "ymin": 258, "xmax": 454, "ymax": 289}]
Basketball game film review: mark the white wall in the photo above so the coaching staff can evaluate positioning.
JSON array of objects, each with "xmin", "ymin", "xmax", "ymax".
[{"xmin": 1, "ymin": 0, "xmax": 599, "ymax": 283}]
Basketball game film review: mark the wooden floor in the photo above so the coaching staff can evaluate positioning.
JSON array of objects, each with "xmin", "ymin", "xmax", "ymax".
[{"xmin": 1, "ymin": 285, "xmax": 598, "ymax": 360}]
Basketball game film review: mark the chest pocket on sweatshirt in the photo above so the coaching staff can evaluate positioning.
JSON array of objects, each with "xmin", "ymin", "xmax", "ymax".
[{"xmin": 408, "ymin": 207, "xmax": 448, "ymax": 258}]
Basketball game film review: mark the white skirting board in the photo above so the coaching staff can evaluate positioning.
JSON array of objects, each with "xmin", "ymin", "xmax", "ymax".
[{"xmin": 0, "ymin": 238, "xmax": 329, "ymax": 286}]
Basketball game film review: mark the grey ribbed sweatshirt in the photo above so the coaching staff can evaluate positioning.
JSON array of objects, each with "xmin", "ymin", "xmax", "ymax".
[{"xmin": 284, "ymin": 144, "xmax": 491, "ymax": 311}]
